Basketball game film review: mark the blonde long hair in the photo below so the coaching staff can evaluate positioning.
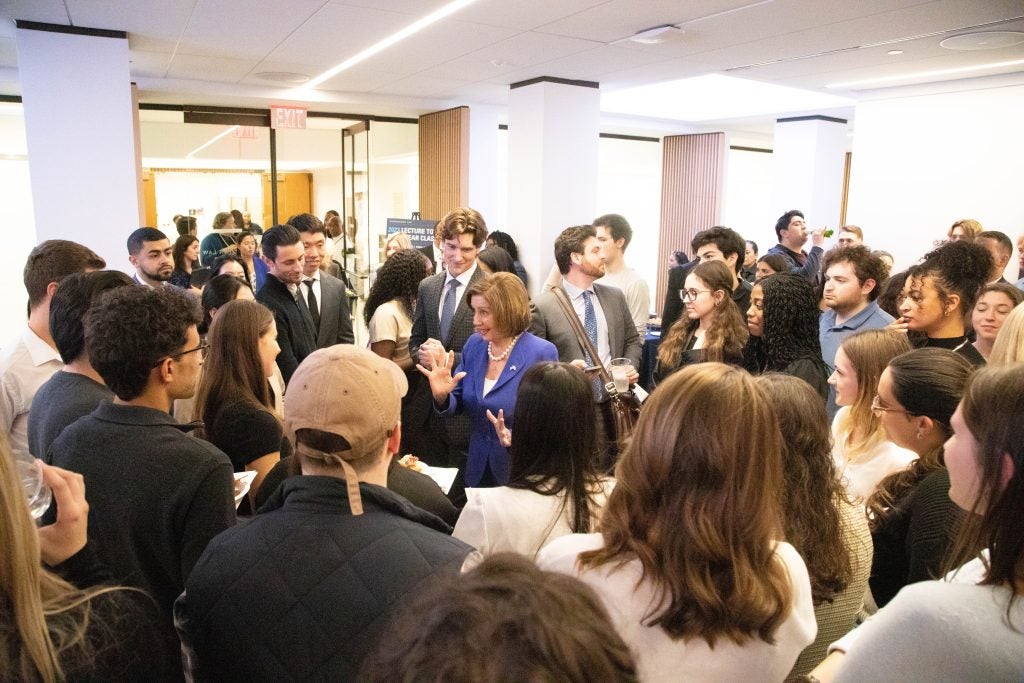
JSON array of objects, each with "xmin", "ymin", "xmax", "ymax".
[
  {"xmin": 834, "ymin": 329, "xmax": 912, "ymax": 460},
  {"xmin": 0, "ymin": 440, "xmax": 124, "ymax": 682},
  {"xmin": 989, "ymin": 304, "xmax": 1024, "ymax": 366},
  {"xmin": 580, "ymin": 363, "xmax": 791, "ymax": 646}
]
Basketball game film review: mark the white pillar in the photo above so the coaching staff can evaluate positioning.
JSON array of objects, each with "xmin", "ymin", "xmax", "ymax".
[
  {"xmin": 771, "ymin": 115, "xmax": 847, "ymax": 231},
  {"xmin": 16, "ymin": 22, "xmax": 140, "ymax": 271},
  {"xmin": 507, "ymin": 77, "xmax": 600, "ymax": 295},
  {"xmin": 467, "ymin": 104, "xmax": 501, "ymax": 227}
]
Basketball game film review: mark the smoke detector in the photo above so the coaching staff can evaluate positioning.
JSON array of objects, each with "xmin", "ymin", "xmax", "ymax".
[{"xmin": 628, "ymin": 24, "xmax": 683, "ymax": 45}]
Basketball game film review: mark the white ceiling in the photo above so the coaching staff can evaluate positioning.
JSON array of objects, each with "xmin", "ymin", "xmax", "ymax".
[{"xmin": 0, "ymin": 0, "xmax": 1022, "ymax": 127}]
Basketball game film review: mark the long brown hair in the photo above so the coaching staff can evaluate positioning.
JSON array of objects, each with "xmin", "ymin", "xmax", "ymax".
[
  {"xmin": 755, "ymin": 374, "xmax": 852, "ymax": 603},
  {"xmin": 579, "ymin": 363, "xmax": 791, "ymax": 646},
  {"xmin": 0, "ymin": 440, "xmax": 127, "ymax": 682},
  {"xmin": 193, "ymin": 299, "xmax": 275, "ymax": 435},
  {"xmin": 865, "ymin": 348, "xmax": 973, "ymax": 526},
  {"xmin": 834, "ymin": 329, "xmax": 912, "ymax": 460},
  {"xmin": 658, "ymin": 261, "xmax": 747, "ymax": 368},
  {"xmin": 946, "ymin": 364, "xmax": 1024, "ymax": 602}
]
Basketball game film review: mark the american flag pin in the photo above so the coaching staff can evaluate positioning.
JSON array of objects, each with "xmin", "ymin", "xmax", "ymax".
[{"xmin": 510, "ymin": 365, "xmax": 517, "ymax": 372}]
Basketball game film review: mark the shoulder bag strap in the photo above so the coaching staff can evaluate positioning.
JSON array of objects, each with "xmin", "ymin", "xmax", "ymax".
[{"xmin": 549, "ymin": 285, "xmax": 613, "ymax": 385}]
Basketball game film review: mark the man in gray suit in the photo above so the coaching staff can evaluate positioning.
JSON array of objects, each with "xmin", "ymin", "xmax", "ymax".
[
  {"xmin": 530, "ymin": 225, "xmax": 641, "ymax": 468},
  {"xmin": 293, "ymin": 217, "xmax": 354, "ymax": 348},
  {"xmin": 409, "ymin": 208, "xmax": 488, "ymax": 487}
]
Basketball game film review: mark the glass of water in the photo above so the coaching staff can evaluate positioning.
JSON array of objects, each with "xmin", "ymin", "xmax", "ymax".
[
  {"xmin": 610, "ymin": 358, "xmax": 633, "ymax": 394},
  {"xmin": 17, "ymin": 457, "xmax": 53, "ymax": 521}
]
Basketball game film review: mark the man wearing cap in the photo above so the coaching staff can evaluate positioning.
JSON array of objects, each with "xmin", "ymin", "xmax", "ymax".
[{"xmin": 175, "ymin": 345, "xmax": 474, "ymax": 681}]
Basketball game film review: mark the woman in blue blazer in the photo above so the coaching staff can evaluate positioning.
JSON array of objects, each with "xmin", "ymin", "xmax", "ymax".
[{"xmin": 419, "ymin": 273, "xmax": 558, "ymax": 487}]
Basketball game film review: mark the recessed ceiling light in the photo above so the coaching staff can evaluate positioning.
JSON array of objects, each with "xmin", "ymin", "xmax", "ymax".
[
  {"xmin": 826, "ymin": 58, "xmax": 1024, "ymax": 89},
  {"xmin": 940, "ymin": 31, "xmax": 1024, "ymax": 51},
  {"xmin": 887, "ymin": 50, "xmax": 903, "ymax": 56},
  {"xmin": 254, "ymin": 72, "xmax": 310, "ymax": 84},
  {"xmin": 628, "ymin": 24, "xmax": 682, "ymax": 45}
]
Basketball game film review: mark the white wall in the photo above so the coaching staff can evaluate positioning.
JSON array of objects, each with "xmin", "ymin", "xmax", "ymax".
[
  {"xmin": 596, "ymin": 137, "xmax": 662, "ymax": 315},
  {"xmin": 846, "ymin": 83, "xmax": 1024, "ymax": 274},
  {"xmin": 721, "ymin": 147, "xmax": 775, "ymax": 253}
]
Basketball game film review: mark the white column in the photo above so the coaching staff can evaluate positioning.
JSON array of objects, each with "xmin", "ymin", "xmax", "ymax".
[
  {"xmin": 771, "ymin": 115, "xmax": 847, "ymax": 231},
  {"xmin": 16, "ymin": 22, "xmax": 140, "ymax": 271},
  {"xmin": 467, "ymin": 104, "xmax": 501, "ymax": 226},
  {"xmin": 507, "ymin": 78, "xmax": 600, "ymax": 295}
]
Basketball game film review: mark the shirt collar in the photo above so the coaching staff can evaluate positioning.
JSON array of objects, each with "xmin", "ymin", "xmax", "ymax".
[
  {"xmin": 444, "ymin": 261, "xmax": 477, "ymax": 288},
  {"xmin": 561, "ymin": 278, "xmax": 592, "ymax": 300},
  {"xmin": 92, "ymin": 400, "xmax": 199, "ymax": 431},
  {"xmin": 23, "ymin": 326, "xmax": 61, "ymax": 367},
  {"xmin": 303, "ymin": 271, "xmax": 321, "ymax": 284},
  {"xmin": 825, "ymin": 301, "xmax": 881, "ymax": 330}
]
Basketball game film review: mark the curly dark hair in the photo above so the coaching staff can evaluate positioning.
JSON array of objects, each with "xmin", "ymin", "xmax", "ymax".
[
  {"xmin": 488, "ymin": 230, "xmax": 520, "ymax": 261},
  {"xmin": 364, "ymin": 249, "xmax": 429, "ymax": 325},
  {"xmin": 85, "ymin": 286, "xmax": 202, "ymax": 401},
  {"xmin": 754, "ymin": 374, "xmax": 852, "ymax": 604},
  {"xmin": 49, "ymin": 271, "xmax": 134, "ymax": 363},
  {"xmin": 743, "ymin": 273, "xmax": 822, "ymax": 371},
  {"xmin": 691, "ymin": 226, "xmax": 745, "ymax": 274},
  {"xmin": 907, "ymin": 239, "xmax": 992, "ymax": 318},
  {"xmin": 876, "ymin": 269, "xmax": 908, "ymax": 319},
  {"xmin": 822, "ymin": 245, "xmax": 888, "ymax": 301}
]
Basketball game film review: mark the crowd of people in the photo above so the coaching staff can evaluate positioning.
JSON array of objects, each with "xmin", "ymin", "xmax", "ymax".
[{"xmin": 1, "ymin": 205, "xmax": 1022, "ymax": 682}]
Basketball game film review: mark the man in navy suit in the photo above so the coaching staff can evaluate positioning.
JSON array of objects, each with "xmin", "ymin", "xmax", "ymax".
[{"xmin": 409, "ymin": 208, "xmax": 488, "ymax": 479}]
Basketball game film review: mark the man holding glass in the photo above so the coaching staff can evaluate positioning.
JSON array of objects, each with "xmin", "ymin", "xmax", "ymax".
[{"xmin": 530, "ymin": 225, "xmax": 641, "ymax": 467}]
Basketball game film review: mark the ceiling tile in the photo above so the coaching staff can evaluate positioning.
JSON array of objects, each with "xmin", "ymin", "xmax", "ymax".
[
  {"xmin": 128, "ymin": 49, "xmax": 175, "ymax": 78},
  {"xmin": 305, "ymin": 66, "xmax": 409, "ymax": 93},
  {"xmin": 64, "ymin": 0, "xmax": 194, "ymax": 49},
  {"xmin": 166, "ymin": 54, "xmax": 261, "ymax": 83},
  {"xmin": 0, "ymin": 0, "xmax": 69, "ymax": 36},
  {"xmin": 357, "ymin": 19, "xmax": 522, "ymax": 75},
  {"xmin": 175, "ymin": 0, "xmax": 332, "ymax": 60},
  {"xmin": 265, "ymin": 4, "xmax": 418, "ymax": 65},
  {"xmin": 372, "ymin": 74, "xmax": 475, "ymax": 99},
  {"xmin": 424, "ymin": 30, "xmax": 602, "ymax": 82}
]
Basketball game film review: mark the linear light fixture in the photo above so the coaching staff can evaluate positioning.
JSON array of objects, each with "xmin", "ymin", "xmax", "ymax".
[
  {"xmin": 303, "ymin": 0, "xmax": 481, "ymax": 89},
  {"xmin": 186, "ymin": 126, "xmax": 239, "ymax": 159},
  {"xmin": 826, "ymin": 58, "xmax": 1024, "ymax": 89}
]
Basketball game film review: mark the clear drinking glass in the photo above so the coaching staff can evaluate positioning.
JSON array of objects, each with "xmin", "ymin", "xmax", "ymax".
[
  {"xmin": 610, "ymin": 357, "xmax": 633, "ymax": 394},
  {"xmin": 17, "ymin": 457, "xmax": 53, "ymax": 521}
]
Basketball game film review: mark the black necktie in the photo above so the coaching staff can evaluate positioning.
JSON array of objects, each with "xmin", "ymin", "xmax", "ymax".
[{"xmin": 304, "ymin": 279, "xmax": 320, "ymax": 332}]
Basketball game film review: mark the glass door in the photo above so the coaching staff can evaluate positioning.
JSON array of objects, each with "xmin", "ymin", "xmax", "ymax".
[{"xmin": 341, "ymin": 121, "xmax": 370, "ymax": 341}]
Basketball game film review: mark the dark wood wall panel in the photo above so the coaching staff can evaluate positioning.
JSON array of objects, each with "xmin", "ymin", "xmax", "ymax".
[
  {"xmin": 656, "ymin": 132, "xmax": 725, "ymax": 313},
  {"xmin": 418, "ymin": 106, "xmax": 469, "ymax": 222}
]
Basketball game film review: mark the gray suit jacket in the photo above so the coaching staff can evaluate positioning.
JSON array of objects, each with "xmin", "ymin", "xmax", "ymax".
[
  {"xmin": 530, "ymin": 282, "xmax": 642, "ymax": 369},
  {"xmin": 409, "ymin": 266, "xmax": 485, "ymax": 453},
  {"xmin": 314, "ymin": 273, "xmax": 354, "ymax": 348}
]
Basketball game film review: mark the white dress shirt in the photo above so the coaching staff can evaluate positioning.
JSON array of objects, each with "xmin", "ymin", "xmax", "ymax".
[
  {"xmin": 561, "ymin": 278, "xmax": 611, "ymax": 366},
  {"xmin": 0, "ymin": 326, "xmax": 62, "ymax": 460},
  {"xmin": 437, "ymin": 261, "xmax": 478, "ymax": 322},
  {"xmin": 300, "ymin": 270, "xmax": 322, "ymax": 310}
]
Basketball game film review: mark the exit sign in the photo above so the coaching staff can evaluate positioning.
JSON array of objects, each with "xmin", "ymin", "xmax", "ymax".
[{"xmin": 270, "ymin": 105, "xmax": 307, "ymax": 130}]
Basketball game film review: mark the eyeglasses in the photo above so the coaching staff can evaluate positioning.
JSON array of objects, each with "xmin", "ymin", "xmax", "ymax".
[
  {"xmin": 680, "ymin": 289, "xmax": 713, "ymax": 302},
  {"xmin": 169, "ymin": 342, "xmax": 209, "ymax": 361},
  {"xmin": 870, "ymin": 395, "xmax": 912, "ymax": 417}
]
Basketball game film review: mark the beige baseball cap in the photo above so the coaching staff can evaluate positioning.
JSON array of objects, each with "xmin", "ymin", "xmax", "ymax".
[{"xmin": 284, "ymin": 344, "xmax": 408, "ymax": 514}]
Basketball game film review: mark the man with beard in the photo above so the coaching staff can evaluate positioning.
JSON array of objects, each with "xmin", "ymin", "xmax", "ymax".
[
  {"xmin": 256, "ymin": 225, "xmax": 317, "ymax": 384},
  {"xmin": 530, "ymin": 225, "xmax": 641, "ymax": 467},
  {"xmin": 127, "ymin": 227, "xmax": 174, "ymax": 287}
]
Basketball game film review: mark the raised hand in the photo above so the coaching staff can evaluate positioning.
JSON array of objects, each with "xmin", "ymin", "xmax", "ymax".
[
  {"xmin": 486, "ymin": 408, "xmax": 512, "ymax": 448},
  {"xmin": 416, "ymin": 347, "xmax": 466, "ymax": 403}
]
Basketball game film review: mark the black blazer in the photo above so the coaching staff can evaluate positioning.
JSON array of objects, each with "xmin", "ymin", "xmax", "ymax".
[
  {"xmin": 314, "ymin": 273, "xmax": 354, "ymax": 348},
  {"xmin": 256, "ymin": 274, "xmax": 316, "ymax": 384}
]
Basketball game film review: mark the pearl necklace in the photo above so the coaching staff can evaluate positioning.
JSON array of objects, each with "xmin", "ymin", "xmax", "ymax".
[{"xmin": 487, "ymin": 333, "xmax": 522, "ymax": 362}]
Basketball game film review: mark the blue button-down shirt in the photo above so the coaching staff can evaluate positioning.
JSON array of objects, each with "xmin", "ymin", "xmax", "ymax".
[{"xmin": 820, "ymin": 301, "xmax": 894, "ymax": 418}]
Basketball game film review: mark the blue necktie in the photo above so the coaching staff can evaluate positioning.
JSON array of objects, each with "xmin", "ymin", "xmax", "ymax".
[
  {"xmin": 582, "ymin": 291, "xmax": 603, "ymax": 397},
  {"xmin": 440, "ymin": 278, "xmax": 459, "ymax": 342}
]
